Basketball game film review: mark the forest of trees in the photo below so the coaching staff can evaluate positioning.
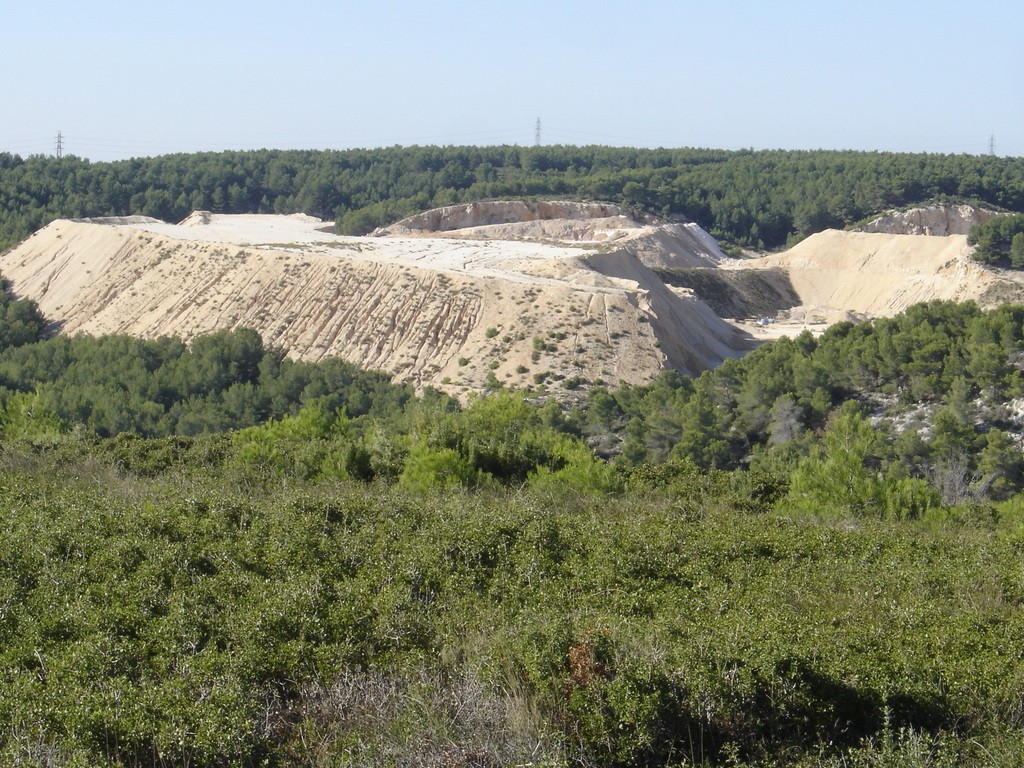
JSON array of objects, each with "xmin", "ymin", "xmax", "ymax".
[
  {"xmin": 1, "ymin": 298, "xmax": 1024, "ymax": 505},
  {"xmin": 3, "ymin": 145, "xmax": 1024, "ymax": 253},
  {"xmin": 583, "ymin": 300, "xmax": 1024, "ymax": 503},
  {"xmin": 968, "ymin": 212, "xmax": 1024, "ymax": 266}
]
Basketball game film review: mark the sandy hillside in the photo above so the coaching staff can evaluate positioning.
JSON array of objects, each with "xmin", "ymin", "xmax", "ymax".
[
  {"xmin": 723, "ymin": 228, "xmax": 1024, "ymax": 338},
  {"xmin": 0, "ymin": 210, "xmax": 752, "ymax": 397}
]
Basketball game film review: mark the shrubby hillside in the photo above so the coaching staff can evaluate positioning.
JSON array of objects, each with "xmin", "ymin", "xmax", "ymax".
[
  {"xmin": 5, "ymin": 452, "xmax": 1024, "ymax": 767},
  {"xmin": 585, "ymin": 300, "xmax": 1024, "ymax": 503}
]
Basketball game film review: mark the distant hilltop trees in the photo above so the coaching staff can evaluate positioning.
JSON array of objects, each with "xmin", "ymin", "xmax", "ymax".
[{"xmin": 2, "ymin": 145, "xmax": 1024, "ymax": 253}]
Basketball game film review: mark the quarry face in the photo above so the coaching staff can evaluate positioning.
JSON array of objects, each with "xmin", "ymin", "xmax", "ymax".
[
  {"xmin": 2, "ymin": 201, "xmax": 1020, "ymax": 398},
  {"xmin": 0, "ymin": 204, "xmax": 751, "ymax": 397}
]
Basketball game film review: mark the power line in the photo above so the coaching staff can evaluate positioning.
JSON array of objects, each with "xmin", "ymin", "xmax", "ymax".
[{"xmin": 2, "ymin": 126, "xmax": 1008, "ymax": 162}]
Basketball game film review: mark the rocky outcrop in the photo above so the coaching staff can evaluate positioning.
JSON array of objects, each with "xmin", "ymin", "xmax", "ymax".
[
  {"xmin": 375, "ymin": 200, "xmax": 731, "ymax": 268},
  {"xmin": 71, "ymin": 215, "xmax": 164, "ymax": 226},
  {"xmin": 624, "ymin": 223, "xmax": 732, "ymax": 268},
  {"xmin": 857, "ymin": 204, "xmax": 1000, "ymax": 236},
  {"xmin": 373, "ymin": 200, "xmax": 636, "ymax": 236}
]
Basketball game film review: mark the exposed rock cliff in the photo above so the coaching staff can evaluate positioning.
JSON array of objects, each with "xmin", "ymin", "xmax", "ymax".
[
  {"xmin": 373, "ymin": 200, "xmax": 635, "ymax": 236},
  {"xmin": 857, "ymin": 203, "xmax": 1000, "ymax": 236}
]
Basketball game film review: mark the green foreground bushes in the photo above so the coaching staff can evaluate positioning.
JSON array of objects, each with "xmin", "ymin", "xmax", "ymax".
[{"xmin": 2, "ymin": 443, "xmax": 1024, "ymax": 766}]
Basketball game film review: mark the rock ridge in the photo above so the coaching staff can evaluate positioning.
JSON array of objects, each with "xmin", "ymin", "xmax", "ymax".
[
  {"xmin": 373, "ymin": 200, "xmax": 637, "ymax": 236},
  {"xmin": 857, "ymin": 203, "xmax": 1000, "ymax": 236}
]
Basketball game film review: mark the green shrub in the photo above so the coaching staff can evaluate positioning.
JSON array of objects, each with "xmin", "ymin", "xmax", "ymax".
[{"xmin": 399, "ymin": 442, "xmax": 479, "ymax": 490}]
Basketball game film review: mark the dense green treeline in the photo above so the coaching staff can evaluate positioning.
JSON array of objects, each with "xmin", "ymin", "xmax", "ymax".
[
  {"xmin": 4, "ymin": 300, "xmax": 1024, "ymax": 509},
  {"xmin": 968, "ymin": 212, "xmax": 1024, "ymax": 266},
  {"xmin": 585, "ymin": 300, "xmax": 1024, "ymax": 505},
  {"xmin": 3, "ymin": 146, "xmax": 1024, "ymax": 252},
  {"xmin": 0, "ymin": 273, "xmax": 47, "ymax": 350},
  {"xmin": 0, "ymin": 327, "xmax": 419, "ymax": 439}
]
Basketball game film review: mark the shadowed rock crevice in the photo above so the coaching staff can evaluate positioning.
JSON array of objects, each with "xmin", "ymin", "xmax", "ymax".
[{"xmin": 654, "ymin": 267, "xmax": 799, "ymax": 318}]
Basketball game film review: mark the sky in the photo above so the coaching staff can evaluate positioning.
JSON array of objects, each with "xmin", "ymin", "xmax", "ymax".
[{"xmin": 3, "ymin": 0, "xmax": 1023, "ymax": 162}]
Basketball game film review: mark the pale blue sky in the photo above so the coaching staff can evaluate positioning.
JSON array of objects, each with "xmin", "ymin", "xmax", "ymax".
[{"xmin": 3, "ymin": 0, "xmax": 1022, "ymax": 161}]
